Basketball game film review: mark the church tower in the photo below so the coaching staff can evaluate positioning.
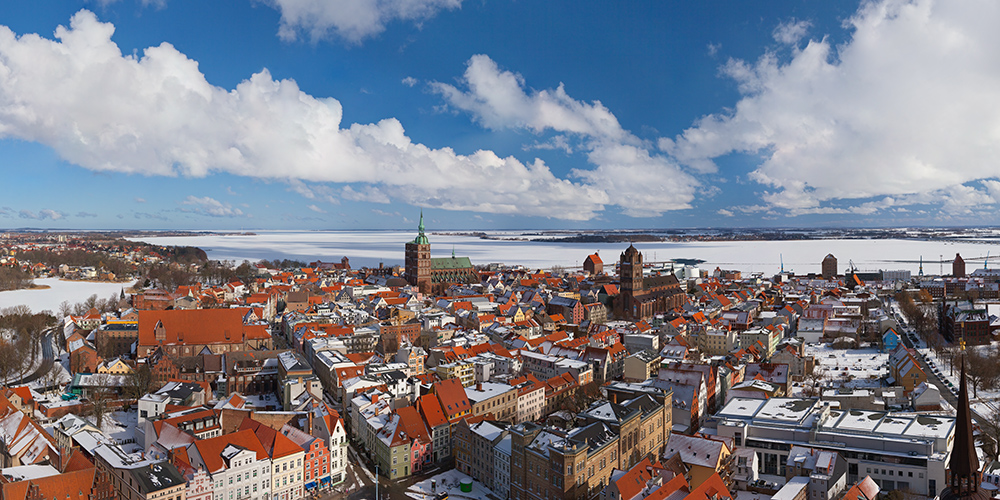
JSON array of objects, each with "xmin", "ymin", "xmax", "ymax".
[
  {"xmin": 617, "ymin": 244, "xmax": 644, "ymax": 319},
  {"xmin": 405, "ymin": 211, "xmax": 431, "ymax": 294},
  {"xmin": 940, "ymin": 351, "xmax": 988, "ymax": 500}
]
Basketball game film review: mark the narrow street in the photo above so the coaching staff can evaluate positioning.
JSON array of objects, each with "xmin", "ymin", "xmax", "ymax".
[
  {"xmin": 897, "ymin": 316, "xmax": 988, "ymax": 426},
  {"xmin": 14, "ymin": 328, "xmax": 55, "ymax": 385},
  {"xmin": 319, "ymin": 441, "xmax": 451, "ymax": 500}
]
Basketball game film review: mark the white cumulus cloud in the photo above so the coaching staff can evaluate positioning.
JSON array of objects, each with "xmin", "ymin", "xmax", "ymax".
[
  {"xmin": 0, "ymin": 11, "xmax": 615, "ymax": 221},
  {"xmin": 265, "ymin": 0, "xmax": 462, "ymax": 44},
  {"xmin": 666, "ymin": 0, "xmax": 1000, "ymax": 215},
  {"xmin": 431, "ymin": 54, "xmax": 700, "ymax": 217},
  {"xmin": 772, "ymin": 19, "xmax": 811, "ymax": 45}
]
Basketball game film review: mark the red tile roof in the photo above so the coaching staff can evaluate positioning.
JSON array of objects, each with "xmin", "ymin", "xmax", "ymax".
[
  {"xmin": 417, "ymin": 394, "xmax": 448, "ymax": 429},
  {"xmin": 138, "ymin": 308, "xmax": 260, "ymax": 347},
  {"xmin": 192, "ymin": 428, "xmax": 268, "ymax": 473},
  {"xmin": 433, "ymin": 378, "xmax": 471, "ymax": 422},
  {"xmin": 240, "ymin": 417, "xmax": 303, "ymax": 459},
  {"xmin": 396, "ymin": 405, "xmax": 431, "ymax": 443}
]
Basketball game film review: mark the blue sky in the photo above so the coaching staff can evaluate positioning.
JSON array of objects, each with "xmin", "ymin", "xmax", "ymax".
[{"xmin": 0, "ymin": 0, "xmax": 998, "ymax": 230}]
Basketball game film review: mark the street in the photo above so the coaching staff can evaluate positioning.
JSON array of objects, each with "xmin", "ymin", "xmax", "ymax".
[
  {"xmin": 896, "ymin": 309, "xmax": 988, "ymax": 426},
  {"xmin": 317, "ymin": 442, "xmax": 451, "ymax": 500}
]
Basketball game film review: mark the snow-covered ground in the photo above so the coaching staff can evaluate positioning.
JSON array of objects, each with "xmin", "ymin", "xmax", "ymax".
[
  {"xmin": 805, "ymin": 344, "xmax": 888, "ymax": 389},
  {"xmin": 0, "ymin": 278, "xmax": 136, "ymax": 314},
  {"xmin": 406, "ymin": 469, "xmax": 495, "ymax": 500}
]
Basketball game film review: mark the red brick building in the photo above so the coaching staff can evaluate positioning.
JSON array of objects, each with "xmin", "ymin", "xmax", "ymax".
[
  {"xmin": 584, "ymin": 253, "xmax": 604, "ymax": 275},
  {"xmin": 137, "ymin": 308, "xmax": 272, "ymax": 358},
  {"xmin": 615, "ymin": 244, "xmax": 686, "ymax": 320}
]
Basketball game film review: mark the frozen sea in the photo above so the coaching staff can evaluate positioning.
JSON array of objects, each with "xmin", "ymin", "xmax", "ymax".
[
  {"xmin": 129, "ymin": 230, "xmax": 1000, "ymax": 276},
  {"xmin": 0, "ymin": 278, "xmax": 135, "ymax": 314}
]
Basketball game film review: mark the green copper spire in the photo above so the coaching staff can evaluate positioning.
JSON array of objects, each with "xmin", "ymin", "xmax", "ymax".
[{"xmin": 413, "ymin": 210, "xmax": 429, "ymax": 245}]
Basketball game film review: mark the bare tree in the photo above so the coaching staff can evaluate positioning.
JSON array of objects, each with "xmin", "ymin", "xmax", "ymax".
[
  {"xmin": 58, "ymin": 301, "xmax": 72, "ymax": 320},
  {"xmin": 84, "ymin": 294, "xmax": 99, "ymax": 311},
  {"xmin": 983, "ymin": 403, "xmax": 1000, "ymax": 462},
  {"xmin": 801, "ymin": 366, "xmax": 824, "ymax": 397},
  {"xmin": 966, "ymin": 349, "xmax": 998, "ymax": 398},
  {"xmin": 40, "ymin": 365, "xmax": 63, "ymax": 397},
  {"xmin": 88, "ymin": 373, "xmax": 114, "ymax": 428},
  {"xmin": 123, "ymin": 365, "xmax": 153, "ymax": 402},
  {"xmin": 0, "ymin": 342, "xmax": 19, "ymax": 383}
]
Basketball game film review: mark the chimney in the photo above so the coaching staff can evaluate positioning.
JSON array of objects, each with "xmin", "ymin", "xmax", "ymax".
[{"xmin": 477, "ymin": 382, "xmax": 483, "ymax": 391}]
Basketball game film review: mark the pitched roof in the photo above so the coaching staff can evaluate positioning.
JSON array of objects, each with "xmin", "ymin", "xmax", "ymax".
[
  {"xmin": 191, "ymin": 429, "xmax": 267, "ymax": 473},
  {"xmin": 240, "ymin": 417, "xmax": 303, "ymax": 459},
  {"xmin": 613, "ymin": 456, "xmax": 657, "ymax": 500},
  {"xmin": 396, "ymin": 405, "xmax": 431, "ymax": 443},
  {"xmin": 417, "ymin": 394, "xmax": 448, "ymax": 429},
  {"xmin": 138, "ymin": 308, "xmax": 261, "ymax": 346},
  {"xmin": 433, "ymin": 377, "xmax": 472, "ymax": 421},
  {"xmin": 1, "ymin": 468, "xmax": 97, "ymax": 500}
]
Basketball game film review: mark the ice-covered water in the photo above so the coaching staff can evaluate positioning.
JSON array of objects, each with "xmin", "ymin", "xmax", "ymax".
[
  {"xmin": 0, "ymin": 278, "xmax": 135, "ymax": 314},
  {"xmin": 129, "ymin": 231, "xmax": 1000, "ymax": 276}
]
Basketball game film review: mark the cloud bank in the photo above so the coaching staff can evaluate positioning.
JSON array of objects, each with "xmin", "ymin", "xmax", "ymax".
[
  {"xmin": 665, "ymin": 0, "xmax": 1000, "ymax": 215},
  {"xmin": 0, "ymin": 11, "xmax": 638, "ymax": 221}
]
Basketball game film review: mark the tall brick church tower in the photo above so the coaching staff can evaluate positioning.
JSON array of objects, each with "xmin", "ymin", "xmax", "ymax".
[
  {"xmin": 617, "ymin": 244, "xmax": 644, "ymax": 319},
  {"xmin": 405, "ymin": 211, "xmax": 431, "ymax": 294}
]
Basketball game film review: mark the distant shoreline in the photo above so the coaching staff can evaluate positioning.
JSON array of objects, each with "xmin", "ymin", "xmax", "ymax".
[{"xmin": 58, "ymin": 278, "xmax": 131, "ymax": 284}]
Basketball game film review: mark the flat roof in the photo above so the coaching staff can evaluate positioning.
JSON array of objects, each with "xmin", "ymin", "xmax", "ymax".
[
  {"xmin": 773, "ymin": 476, "xmax": 810, "ymax": 500},
  {"xmin": 465, "ymin": 382, "xmax": 515, "ymax": 403}
]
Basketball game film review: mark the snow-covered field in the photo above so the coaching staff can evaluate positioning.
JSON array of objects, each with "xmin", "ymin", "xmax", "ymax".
[
  {"xmin": 0, "ymin": 278, "xmax": 136, "ymax": 314},
  {"xmin": 131, "ymin": 231, "xmax": 1000, "ymax": 274},
  {"xmin": 805, "ymin": 344, "xmax": 888, "ymax": 389}
]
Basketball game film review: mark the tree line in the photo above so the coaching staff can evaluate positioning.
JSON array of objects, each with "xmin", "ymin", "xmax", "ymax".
[
  {"xmin": 16, "ymin": 248, "xmax": 137, "ymax": 277},
  {"xmin": 0, "ymin": 266, "xmax": 32, "ymax": 291},
  {"xmin": 0, "ymin": 306, "xmax": 56, "ymax": 383}
]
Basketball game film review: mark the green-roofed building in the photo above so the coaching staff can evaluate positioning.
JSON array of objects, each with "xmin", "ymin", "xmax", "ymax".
[{"xmin": 405, "ymin": 212, "xmax": 478, "ymax": 294}]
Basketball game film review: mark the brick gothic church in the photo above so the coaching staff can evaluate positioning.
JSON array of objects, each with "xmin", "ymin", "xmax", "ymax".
[
  {"xmin": 405, "ymin": 212, "xmax": 478, "ymax": 294},
  {"xmin": 614, "ymin": 244, "xmax": 685, "ymax": 320}
]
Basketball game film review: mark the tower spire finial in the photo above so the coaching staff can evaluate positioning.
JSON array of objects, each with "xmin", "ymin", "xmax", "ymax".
[{"xmin": 413, "ymin": 209, "xmax": 429, "ymax": 245}]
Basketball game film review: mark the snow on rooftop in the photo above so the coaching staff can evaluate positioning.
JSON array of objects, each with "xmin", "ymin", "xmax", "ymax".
[
  {"xmin": 718, "ymin": 398, "xmax": 767, "ymax": 419},
  {"xmin": 405, "ymin": 469, "xmax": 495, "ymax": 500},
  {"xmin": 464, "ymin": 382, "xmax": 513, "ymax": 402},
  {"xmin": 470, "ymin": 421, "xmax": 504, "ymax": 442},
  {"xmin": 1, "ymin": 464, "xmax": 60, "ymax": 481},
  {"xmin": 773, "ymin": 476, "xmax": 810, "ymax": 500},
  {"xmin": 755, "ymin": 398, "xmax": 819, "ymax": 424},
  {"xmin": 831, "ymin": 409, "xmax": 882, "ymax": 433}
]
